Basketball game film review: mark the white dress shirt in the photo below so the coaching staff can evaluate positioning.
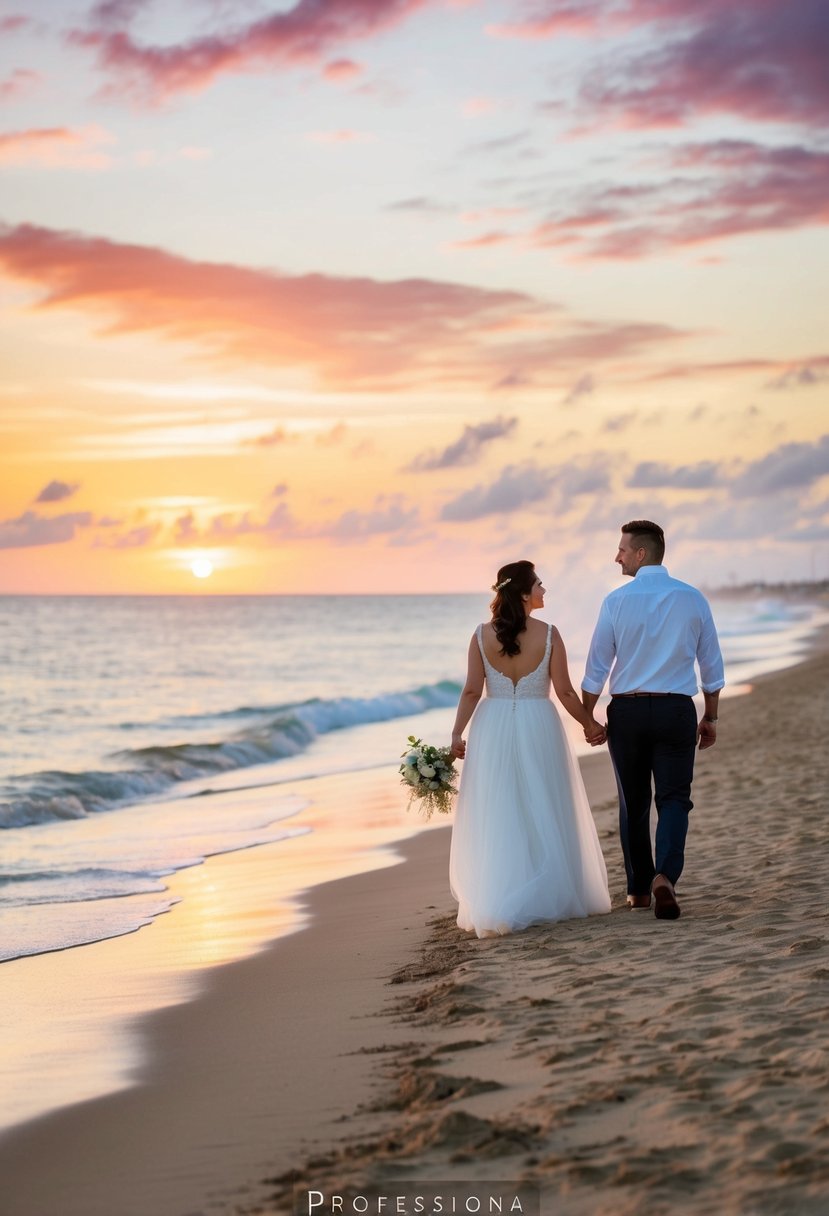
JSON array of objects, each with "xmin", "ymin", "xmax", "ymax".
[{"xmin": 582, "ymin": 565, "xmax": 725, "ymax": 697}]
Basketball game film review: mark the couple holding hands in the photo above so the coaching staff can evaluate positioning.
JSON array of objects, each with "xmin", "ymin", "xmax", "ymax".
[{"xmin": 448, "ymin": 520, "xmax": 725, "ymax": 935}]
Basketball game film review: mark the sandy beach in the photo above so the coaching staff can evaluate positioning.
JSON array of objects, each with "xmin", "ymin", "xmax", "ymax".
[{"xmin": 1, "ymin": 647, "xmax": 828, "ymax": 1216}]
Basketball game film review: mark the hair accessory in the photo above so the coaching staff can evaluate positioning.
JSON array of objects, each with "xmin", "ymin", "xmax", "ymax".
[{"xmin": 491, "ymin": 577, "xmax": 512, "ymax": 591}]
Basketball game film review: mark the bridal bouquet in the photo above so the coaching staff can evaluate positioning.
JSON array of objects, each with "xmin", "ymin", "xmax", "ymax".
[{"xmin": 399, "ymin": 735, "xmax": 458, "ymax": 819}]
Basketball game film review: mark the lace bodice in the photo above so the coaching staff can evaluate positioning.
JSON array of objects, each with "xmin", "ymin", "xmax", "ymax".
[{"xmin": 476, "ymin": 623, "xmax": 553, "ymax": 700}]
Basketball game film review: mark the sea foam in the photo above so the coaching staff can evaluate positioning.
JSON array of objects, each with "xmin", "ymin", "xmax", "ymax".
[{"xmin": 0, "ymin": 680, "xmax": 461, "ymax": 829}]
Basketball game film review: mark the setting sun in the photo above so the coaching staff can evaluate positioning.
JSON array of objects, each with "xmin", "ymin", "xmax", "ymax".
[{"xmin": 0, "ymin": 0, "xmax": 825, "ymax": 600}]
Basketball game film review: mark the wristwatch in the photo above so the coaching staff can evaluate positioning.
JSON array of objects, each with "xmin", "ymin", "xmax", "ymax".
[{"xmin": 703, "ymin": 715, "xmax": 718, "ymax": 723}]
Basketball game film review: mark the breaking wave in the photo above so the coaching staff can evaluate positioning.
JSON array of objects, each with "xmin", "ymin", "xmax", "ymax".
[{"xmin": 0, "ymin": 680, "xmax": 461, "ymax": 829}]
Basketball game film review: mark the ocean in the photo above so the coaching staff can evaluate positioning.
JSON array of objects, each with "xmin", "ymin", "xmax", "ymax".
[{"xmin": 0, "ymin": 590, "xmax": 825, "ymax": 966}]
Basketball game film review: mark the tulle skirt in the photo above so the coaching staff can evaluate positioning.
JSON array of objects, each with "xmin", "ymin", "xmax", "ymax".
[{"xmin": 449, "ymin": 697, "xmax": 611, "ymax": 937}]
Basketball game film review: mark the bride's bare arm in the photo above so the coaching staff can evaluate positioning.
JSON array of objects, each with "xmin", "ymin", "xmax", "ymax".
[
  {"xmin": 450, "ymin": 634, "xmax": 485, "ymax": 758},
  {"xmin": 550, "ymin": 627, "xmax": 605, "ymax": 742}
]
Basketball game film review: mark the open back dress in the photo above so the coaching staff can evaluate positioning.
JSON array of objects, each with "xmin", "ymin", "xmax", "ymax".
[{"xmin": 449, "ymin": 623, "xmax": 611, "ymax": 937}]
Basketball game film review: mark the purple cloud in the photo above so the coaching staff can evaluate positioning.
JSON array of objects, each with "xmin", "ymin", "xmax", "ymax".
[
  {"xmin": 106, "ymin": 523, "xmax": 161, "ymax": 549},
  {"xmin": 385, "ymin": 196, "xmax": 455, "ymax": 214},
  {"xmin": 732, "ymin": 435, "xmax": 829, "ymax": 497},
  {"xmin": 576, "ymin": 0, "xmax": 829, "ymax": 132},
  {"xmin": 440, "ymin": 456, "xmax": 609, "ymax": 521},
  {"xmin": 532, "ymin": 141, "xmax": 829, "ymax": 259},
  {"xmin": 0, "ymin": 510, "xmax": 92, "ymax": 549},
  {"xmin": 562, "ymin": 373, "xmax": 596, "ymax": 406},
  {"xmin": 407, "ymin": 415, "xmax": 518, "ymax": 471},
  {"xmin": 35, "ymin": 479, "xmax": 80, "ymax": 503},
  {"xmin": 503, "ymin": 1, "xmax": 828, "ymax": 131},
  {"xmin": 766, "ymin": 360, "xmax": 829, "ymax": 390},
  {"xmin": 441, "ymin": 463, "xmax": 554, "ymax": 521},
  {"xmin": 327, "ymin": 496, "xmax": 420, "ymax": 541},
  {"xmin": 173, "ymin": 512, "xmax": 199, "ymax": 544},
  {"xmin": 629, "ymin": 460, "xmax": 721, "ymax": 489}
]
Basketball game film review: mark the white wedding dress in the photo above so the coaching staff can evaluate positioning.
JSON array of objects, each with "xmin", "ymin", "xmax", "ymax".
[{"xmin": 449, "ymin": 623, "xmax": 611, "ymax": 937}]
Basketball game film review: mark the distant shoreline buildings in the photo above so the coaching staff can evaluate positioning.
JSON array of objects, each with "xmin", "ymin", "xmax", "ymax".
[{"xmin": 703, "ymin": 579, "xmax": 829, "ymax": 599}]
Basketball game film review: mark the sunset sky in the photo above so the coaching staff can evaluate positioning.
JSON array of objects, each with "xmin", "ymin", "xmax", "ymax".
[{"xmin": 1, "ymin": 0, "xmax": 827, "ymax": 595}]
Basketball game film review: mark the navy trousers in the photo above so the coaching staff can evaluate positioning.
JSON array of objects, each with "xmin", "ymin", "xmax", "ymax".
[{"xmin": 606, "ymin": 694, "xmax": 698, "ymax": 894}]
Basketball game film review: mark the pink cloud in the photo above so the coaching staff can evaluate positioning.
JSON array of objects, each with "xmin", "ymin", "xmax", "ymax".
[
  {"xmin": 473, "ymin": 320, "xmax": 690, "ymax": 389},
  {"xmin": 0, "ymin": 15, "xmax": 33, "ymax": 34},
  {"xmin": 531, "ymin": 321, "xmax": 688, "ymax": 362},
  {"xmin": 244, "ymin": 426, "xmax": 295, "ymax": 448},
  {"xmin": 0, "ymin": 221, "xmax": 553, "ymax": 387},
  {"xmin": 452, "ymin": 230, "xmax": 515, "ymax": 249},
  {"xmin": 70, "ymin": 0, "xmax": 435, "ymax": 105},
  {"xmin": 461, "ymin": 206, "xmax": 527, "ymax": 223},
  {"xmin": 323, "ymin": 58, "xmax": 363, "ymax": 80},
  {"xmin": 0, "ymin": 68, "xmax": 42, "ymax": 102},
  {"xmin": 0, "ymin": 125, "xmax": 115, "ymax": 169},
  {"xmin": 487, "ymin": 2, "xmax": 603, "ymax": 39}
]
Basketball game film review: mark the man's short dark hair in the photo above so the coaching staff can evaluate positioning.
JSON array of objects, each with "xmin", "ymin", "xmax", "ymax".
[{"xmin": 621, "ymin": 519, "xmax": 665, "ymax": 563}]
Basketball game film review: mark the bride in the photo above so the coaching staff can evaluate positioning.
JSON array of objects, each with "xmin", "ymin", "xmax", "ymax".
[{"xmin": 449, "ymin": 560, "xmax": 611, "ymax": 937}]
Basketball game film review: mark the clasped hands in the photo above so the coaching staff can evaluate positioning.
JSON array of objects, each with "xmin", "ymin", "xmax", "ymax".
[
  {"xmin": 453, "ymin": 721, "xmax": 606, "ymax": 757},
  {"xmin": 584, "ymin": 719, "xmax": 607, "ymax": 747}
]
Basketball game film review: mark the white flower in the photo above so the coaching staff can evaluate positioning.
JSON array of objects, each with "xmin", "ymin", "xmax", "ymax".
[{"xmin": 400, "ymin": 735, "xmax": 457, "ymax": 819}]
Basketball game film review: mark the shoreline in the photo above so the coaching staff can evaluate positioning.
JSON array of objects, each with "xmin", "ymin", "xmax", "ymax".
[
  {"xmin": 249, "ymin": 648, "xmax": 829, "ymax": 1216},
  {"xmin": 0, "ymin": 740, "xmax": 618, "ymax": 1216},
  {"xmin": 0, "ymin": 828, "xmax": 457, "ymax": 1216},
  {"xmin": 0, "ymin": 762, "xmax": 455, "ymax": 1134},
  {"xmin": 0, "ymin": 645, "xmax": 827, "ymax": 1214}
]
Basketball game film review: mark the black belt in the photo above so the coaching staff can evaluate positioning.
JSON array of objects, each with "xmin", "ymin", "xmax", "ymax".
[{"xmin": 612, "ymin": 691, "xmax": 676, "ymax": 698}]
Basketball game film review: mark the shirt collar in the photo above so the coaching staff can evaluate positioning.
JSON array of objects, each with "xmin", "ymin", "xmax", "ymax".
[{"xmin": 635, "ymin": 565, "xmax": 668, "ymax": 577}]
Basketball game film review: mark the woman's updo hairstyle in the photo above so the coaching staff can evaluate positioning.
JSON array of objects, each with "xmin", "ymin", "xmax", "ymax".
[{"xmin": 489, "ymin": 560, "xmax": 536, "ymax": 657}]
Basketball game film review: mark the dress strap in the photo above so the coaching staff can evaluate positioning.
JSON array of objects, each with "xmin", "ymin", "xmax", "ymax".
[{"xmin": 478, "ymin": 622, "xmax": 551, "ymax": 667}]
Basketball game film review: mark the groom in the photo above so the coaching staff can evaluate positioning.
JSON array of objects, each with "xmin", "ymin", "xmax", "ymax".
[{"xmin": 581, "ymin": 521, "xmax": 724, "ymax": 920}]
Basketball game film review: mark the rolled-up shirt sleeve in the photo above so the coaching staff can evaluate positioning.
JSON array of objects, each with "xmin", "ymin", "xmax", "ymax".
[
  {"xmin": 582, "ymin": 599, "xmax": 615, "ymax": 694},
  {"xmin": 697, "ymin": 601, "xmax": 725, "ymax": 693}
]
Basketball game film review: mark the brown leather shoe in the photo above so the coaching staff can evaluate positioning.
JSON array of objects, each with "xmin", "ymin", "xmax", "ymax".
[
  {"xmin": 652, "ymin": 880, "xmax": 681, "ymax": 920},
  {"xmin": 626, "ymin": 894, "xmax": 652, "ymax": 909}
]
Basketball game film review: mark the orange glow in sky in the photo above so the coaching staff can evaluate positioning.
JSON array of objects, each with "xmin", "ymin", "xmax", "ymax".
[{"xmin": 1, "ymin": 1, "xmax": 827, "ymax": 593}]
